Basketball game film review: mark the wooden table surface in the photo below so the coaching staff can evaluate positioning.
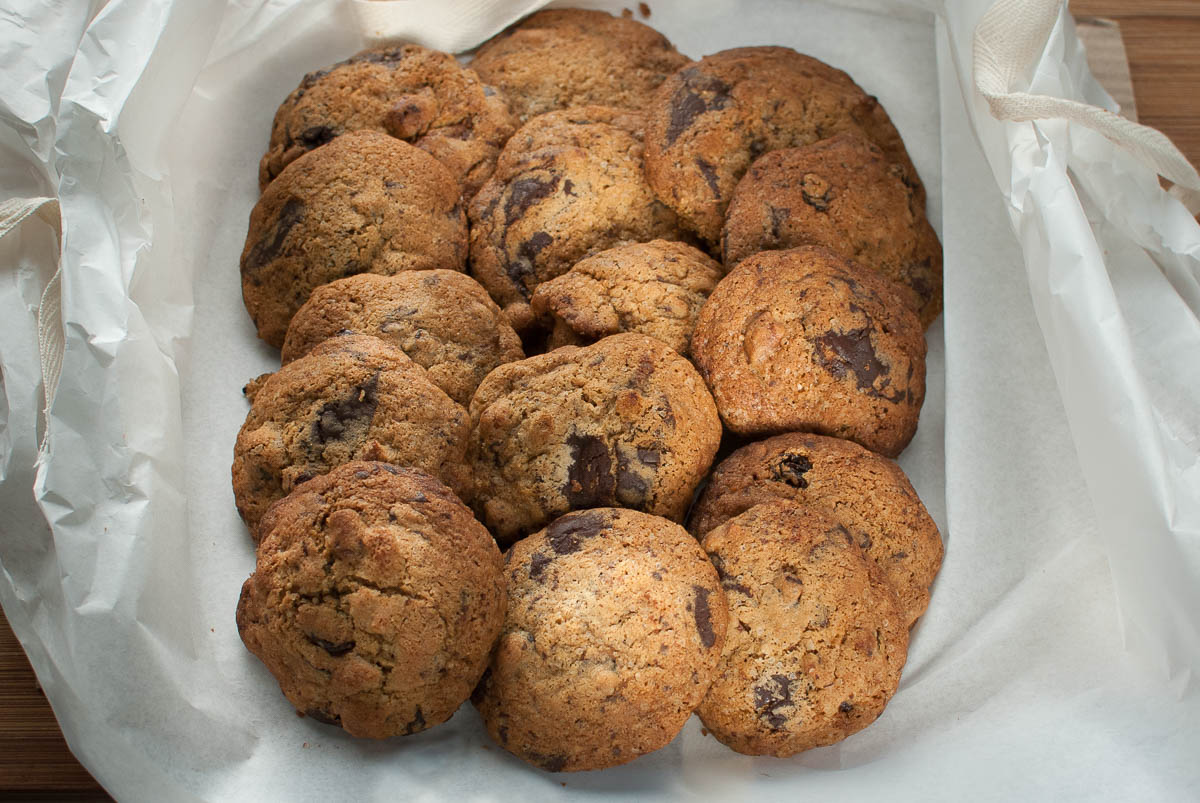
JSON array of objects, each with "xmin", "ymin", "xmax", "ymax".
[{"xmin": 1, "ymin": 2, "xmax": 1197, "ymax": 799}]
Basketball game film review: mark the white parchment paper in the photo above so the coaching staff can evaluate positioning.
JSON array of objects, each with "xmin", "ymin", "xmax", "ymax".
[{"xmin": 0, "ymin": 0, "xmax": 1197, "ymax": 800}]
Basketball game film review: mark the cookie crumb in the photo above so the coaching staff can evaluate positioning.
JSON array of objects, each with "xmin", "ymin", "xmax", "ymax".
[
  {"xmin": 639, "ymin": 2, "xmax": 651, "ymax": 17},
  {"xmin": 621, "ymin": 7, "xmax": 633, "ymax": 18}
]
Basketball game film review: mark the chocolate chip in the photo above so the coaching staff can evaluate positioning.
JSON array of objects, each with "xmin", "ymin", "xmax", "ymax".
[
  {"xmin": 693, "ymin": 585, "xmax": 716, "ymax": 648},
  {"xmin": 306, "ymin": 635, "xmax": 355, "ymax": 656},
  {"xmin": 562, "ymin": 179, "xmax": 576, "ymax": 196},
  {"xmin": 504, "ymin": 176, "xmax": 560, "ymax": 226},
  {"xmin": 615, "ymin": 460, "xmax": 649, "ymax": 508},
  {"xmin": 812, "ymin": 327, "xmax": 905, "ymax": 402},
  {"xmin": 769, "ymin": 206, "xmax": 789, "ymax": 241},
  {"xmin": 665, "ymin": 68, "xmax": 732, "ymax": 146},
  {"xmin": 545, "ymin": 509, "xmax": 608, "ymax": 554},
  {"xmin": 637, "ymin": 448, "xmax": 660, "ymax": 467},
  {"xmin": 305, "ymin": 708, "xmax": 342, "ymax": 726},
  {"xmin": 721, "ymin": 579, "xmax": 752, "ymax": 596},
  {"xmin": 529, "ymin": 551, "xmax": 552, "ymax": 581},
  {"xmin": 564, "ymin": 433, "xmax": 616, "ymax": 507},
  {"xmin": 752, "ymin": 674, "xmax": 793, "ymax": 729},
  {"xmin": 311, "ymin": 372, "xmax": 381, "ymax": 444},
  {"xmin": 770, "ymin": 451, "xmax": 813, "ymax": 488},
  {"xmin": 404, "ymin": 706, "xmax": 426, "ymax": 735},
  {"xmin": 530, "ymin": 752, "xmax": 568, "ymax": 773},
  {"xmin": 839, "ymin": 701, "xmax": 854, "ymax": 714},
  {"xmin": 497, "ymin": 725, "xmax": 509, "ymax": 743},
  {"xmin": 243, "ymin": 198, "xmax": 305, "ymax": 273},
  {"xmin": 353, "ymin": 47, "xmax": 408, "ymax": 66},
  {"xmin": 695, "ymin": 157, "xmax": 720, "ymax": 196},
  {"xmin": 483, "ymin": 85, "xmax": 497, "ymax": 97}
]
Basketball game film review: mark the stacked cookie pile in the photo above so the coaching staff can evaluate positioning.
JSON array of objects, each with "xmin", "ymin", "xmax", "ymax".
[{"xmin": 232, "ymin": 8, "xmax": 944, "ymax": 771}]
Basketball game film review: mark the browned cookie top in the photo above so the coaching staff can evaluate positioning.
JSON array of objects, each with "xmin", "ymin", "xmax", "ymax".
[
  {"xmin": 280, "ymin": 271, "xmax": 524, "ymax": 407},
  {"xmin": 472, "ymin": 508, "xmax": 727, "ymax": 772},
  {"xmin": 690, "ymin": 432, "xmax": 943, "ymax": 625},
  {"xmin": 241, "ymin": 131, "xmax": 467, "ymax": 348},
  {"xmin": 643, "ymin": 46, "xmax": 921, "ymax": 244},
  {"xmin": 259, "ymin": 44, "xmax": 516, "ymax": 197},
  {"xmin": 467, "ymin": 333, "xmax": 721, "ymax": 543},
  {"xmin": 470, "ymin": 8, "xmax": 689, "ymax": 122},
  {"xmin": 529, "ymin": 239, "xmax": 723, "ymax": 355},
  {"xmin": 467, "ymin": 106, "xmax": 685, "ymax": 331},
  {"xmin": 231, "ymin": 334, "xmax": 470, "ymax": 532},
  {"xmin": 237, "ymin": 462, "xmax": 505, "ymax": 739},
  {"xmin": 723, "ymin": 134, "xmax": 942, "ymax": 327},
  {"xmin": 697, "ymin": 501, "xmax": 908, "ymax": 757},
  {"xmin": 691, "ymin": 247, "xmax": 926, "ymax": 457}
]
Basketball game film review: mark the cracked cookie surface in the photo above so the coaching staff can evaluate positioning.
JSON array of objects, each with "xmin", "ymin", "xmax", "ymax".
[
  {"xmin": 259, "ymin": 44, "xmax": 516, "ymax": 197},
  {"xmin": 467, "ymin": 333, "xmax": 721, "ymax": 543},
  {"xmin": 530, "ymin": 239, "xmax": 722, "ymax": 355},
  {"xmin": 241, "ymin": 130, "xmax": 467, "ymax": 348},
  {"xmin": 281, "ymin": 271, "xmax": 524, "ymax": 406},
  {"xmin": 237, "ymin": 462, "xmax": 505, "ymax": 739},
  {"xmin": 690, "ymin": 432, "xmax": 942, "ymax": 625},
  {"xmin": 470, "ymin": 8, "xmax": 689, "ymax": 123},
  {"xmin": 697, "ymin": 501, "xmax": 908, "ymax": 756},
  {"xmin": 723, "ymin": 134, "xmax": 942, "ymax": 327},
  {"xmin": 232, "ymin": 334, "xmax": 470, "ymax": 532},
  {"xmin": 472, "ymin": 508, "xmax": 727, "ymax": 771},
  {"xmin": 691, "ymin": 246, "xmax": 926, "ymax": 457},
  {"xmin": 467, "ymin": 106, "xmax": 685, "ymax": 331},
  {"xmin": 643, "ymin": 46, "xmax": 921, "ymax": 245}
]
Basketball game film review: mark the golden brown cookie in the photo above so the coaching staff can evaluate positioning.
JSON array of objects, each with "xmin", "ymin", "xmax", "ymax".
[
  {"xmin": 698, "ymin": 501, "xmax": 908, "ymax": 756},
  {"xmin": 241, "ymin": 131, "xmax": 467, "ymax": 348},
  {"xmin": 280, "ymin": 271, "xmax": 524, "ymax": 407},
  {"xmin": 644, "ymin": 46, "xmax": 922, "ymax": 244},
  {"xmin": 691, "ymin": 247, "xmax": 926, "ymax": 457},
  {"xmin": 259, "ymin": 44, "xmax": 516, "ymax": 197},
  {"xmin": 529, "ymin": 240, "xmax": 722, "ymax": 355},
  {"xmin": 467, "ymin": 333, "xmax": 721, "ymax": 543},
  {"xmin": 470, "ymin": 9, "xmax": 689, "ymax": 123},
  {"xmin": 690, "ymin": 432, "xmax": 942, "ymax": 625},
  {"xmin": 472, "ymin": 508, "xmax": 727, "ymax": 771},
  {"xmin": 467, "ymin": 106, "xmax": 685, "ymax": 331},
  {"xmin": 237, "ymin": 462, "xmax": 505, "ymax": 739},
  {"xmin": 723, "ymin": 134, "xmax": 942, "ymax": 327},
  {"xmin": 231, "ymin": 334, "xmax": 470, "ymax": 532}
]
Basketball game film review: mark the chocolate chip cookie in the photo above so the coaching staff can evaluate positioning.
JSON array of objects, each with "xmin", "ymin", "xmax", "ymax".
[
  {"xmin": 691, "ymin": 246, "xmax": 926, "ymax": 457},
  {"xmin": 280, "ymin": 271, "xmax": 524, "ymax": 407},
  {"xmin": 237, "ymin": 461, "xmax": 505, "ymax": 739},
  {"xmin": 644, "ymin": 46, "xmax": 921, "ymax": 244},
  {"xmin": 470, "ymin": 8, "xmax": 689, "ymax": 122},
  {"xmin": 697, "ymin": 501, "xmax": 908, "ymax": 756},
  {"xmin": 259, "ymin": 44, "xmax": 516, "ymax": 197},
  {"xmin": 723, "ymin": 134, "xmax": 942, "ymax": 326},
  {"xmin": 529, "ymin": 240, "xmax": 722, "ymax": 355},
  {"xmin": 467, "ymin": 333, "xmax": 721, "ymax": 543},
  {"xmin": 468, "ymin": 106, "xmax": 684, "ymax": 331},
  {"xmin": 231, "ymin": 334, "xmax": 470, "ymax": 532},
  {"xmin": 472, "ymin": 508, "xmax": 727, "ymax": 771},
  {"xmin": 241, "ymin": 130, "xmax": 467, "ymax": 348},
  {"xmin": 690, "ymin": 432, "xmax": 942, "ymax": 625}
]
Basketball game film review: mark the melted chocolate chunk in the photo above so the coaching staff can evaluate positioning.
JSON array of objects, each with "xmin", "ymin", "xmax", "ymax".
[
  {"xmin": 529, "ymin": 551, "xmax": 552, "ymax": 581},
  {"xmin": 297, "ymin": 125, "xmax": 337, "ymax": 150},
  {"xmin": 693, "ymin": 585, "xmax": 716, "ymax": 648},
  {"xmin": 306, "ymin": 635, "xmax": 355, "ymax": 656},
  {"xmin": 695, "ymin": 157, "xmax": 720, "ymax": 196},
  {"xmin": 770, "ymin": 451, "xmax": 813, "ymax": 489},
  {"xmin": 800, "ymin": 173, "xmax": 833, "ymax": 212},
  {"xmin": 305, "ymin": 708, "xmax": 342, "ymax": 726},
  {"xmin": 404, "ymin": 707, "xmax": 426, "ymax": 735},
  {"xmin": 311, "ymin": 372, "xmax": 381, "ymax": 444},
  {"xmin": 545, "ymin": 509, "xmax": 608, "ymax": 555},
  {"xmin": 243, "ymin": 198, "xmax": 305, "ymax": 273},
  {"xmin": 752, "ymin": 673, "xmax": 793, "ymax": 729},
  {"xmin": 564, "ymin": 434, "xmax": 616, "ymax": 507},
  {"xmin": 504, "ymin": 175, "xmax": 560, "ymax": 226},
  {"xmin": 812, "ymin": 327, "xmax": 905, "ymax": 402},
  {"xmin": 665, "ymin": 68, "xmax": 733, "ymax": 146}
]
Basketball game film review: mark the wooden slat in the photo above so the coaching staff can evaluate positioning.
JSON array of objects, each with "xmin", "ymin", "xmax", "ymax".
[{"xmin": 0, "ymin": 3, "xmax": 1195, "ymax": 798}]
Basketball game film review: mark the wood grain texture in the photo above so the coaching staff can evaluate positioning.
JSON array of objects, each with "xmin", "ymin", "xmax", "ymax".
[{"xmin": 1, "ymin": 3, "xmax": 1195, "ymax": 797}]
